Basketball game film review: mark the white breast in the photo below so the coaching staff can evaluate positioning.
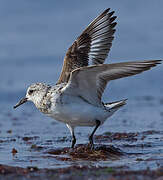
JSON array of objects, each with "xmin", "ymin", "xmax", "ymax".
[{"xmin": 49, "ymin": 93, "xmax": 111, "ymax": 127}]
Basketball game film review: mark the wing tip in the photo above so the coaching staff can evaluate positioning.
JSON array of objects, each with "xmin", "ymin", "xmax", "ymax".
[
  {"xmin": 103, "ymin": 8, "xmax": 110, "ymax": 14},
  {"xmin": 109, "ymin": 11, "xmax": 115, "ymax": 17},
  {"xmin": 142, "ymin": 60, "xmax": 162, "ymax": 66},
  {"xmin": 110, "ymin": 16, "xmax": 117, "ymax": 23},
  {"xmin": 101, "ymin": 8, "xmax": 115, "ymax": 17},
  {"xmin": 155, "ymin": 60, "xmax": 162, "ymax": 64}
]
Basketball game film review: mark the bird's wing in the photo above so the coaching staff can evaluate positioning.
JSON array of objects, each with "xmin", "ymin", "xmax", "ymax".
[
  {"xmin": 57, "ymin": 8, "xmax": 117, "ymax": 84},
  {"xmin": 63, "ymin": 60, "xmax": 161, "ymax": 106}
]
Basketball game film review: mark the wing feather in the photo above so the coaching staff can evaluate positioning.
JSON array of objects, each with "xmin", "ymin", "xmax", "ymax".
[
  {"xmin": 63, "ymin": 60, "xmax": 161, "ymax": 106},
  {"xmin": 57, "ymin": 9, "xmax": 117, "ymax": 84}
]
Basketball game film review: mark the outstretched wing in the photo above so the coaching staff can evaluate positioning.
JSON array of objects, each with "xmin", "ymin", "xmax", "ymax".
[
  {"xmin": 57, "ymin": 8, "xmax": 117, "ymax": 84},
  {"xmin": 63, "ymin": 60, "xmax": 161, "ymax": 106}
]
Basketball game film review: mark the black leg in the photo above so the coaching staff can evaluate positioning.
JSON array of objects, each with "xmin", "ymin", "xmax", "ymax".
[
  {"xmin": 89, "ymin": 120, "xmax": 101, "ymax": 149},
  {"xmin": 66, "ymin": 124, "xmax": 76, "ymax": 149},
  {"xmin": 71, "ymin": 131, "xmax": 76, "ymax": 148}
]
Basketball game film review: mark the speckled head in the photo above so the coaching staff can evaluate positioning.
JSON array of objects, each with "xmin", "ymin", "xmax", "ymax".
[{"xmin": 14, "ymin": 83, "xmax": 50, "ymax": 109}]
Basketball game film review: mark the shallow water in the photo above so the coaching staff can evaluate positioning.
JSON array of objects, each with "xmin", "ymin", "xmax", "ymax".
[
  {"xmin": 0, "ymin": 70, "xmax": 163, "ymax": 170},
  {"xmin": 0, "ymin": 0, "xmax": 163, "ymax": 171}
]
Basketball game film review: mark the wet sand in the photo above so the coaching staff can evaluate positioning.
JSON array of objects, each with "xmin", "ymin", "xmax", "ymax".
[
  {"xmin": 0, "ymin": 139, "xmax": 163, "ymax": 180},
  {"xmin": 0, "ymin": 121, "xmax": 163, "ymax": 179},
  {"xmin": 0, "ymin": 164, "xmax": 163, "ymax": 180}
]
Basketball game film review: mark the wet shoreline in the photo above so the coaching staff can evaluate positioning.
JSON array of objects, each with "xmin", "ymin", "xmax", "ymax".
[{"xmin": 0, "ymin": 164, "xmax": 162, "ymax": 180}]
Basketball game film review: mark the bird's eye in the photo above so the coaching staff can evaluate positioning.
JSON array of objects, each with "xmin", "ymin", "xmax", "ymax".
[{"xmin": 28, "ymin": 90, "xmax": 34, "ymax": 95}]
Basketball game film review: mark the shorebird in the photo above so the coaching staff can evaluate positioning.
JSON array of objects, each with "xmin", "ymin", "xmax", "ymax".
[{"xmin": 14, "ymin": 9, "xmax": 161, "ymax": 149}]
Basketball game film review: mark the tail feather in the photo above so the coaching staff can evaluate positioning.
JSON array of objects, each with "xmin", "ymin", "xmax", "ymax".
[{"xmin": 105, "ymin": 99, "xmax": 127, "ymax": 110}]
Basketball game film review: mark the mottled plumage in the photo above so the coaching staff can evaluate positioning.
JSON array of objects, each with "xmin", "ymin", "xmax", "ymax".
[{"xmin": 14, "ymin": 9, "xmax": 162, "ymax": 149}]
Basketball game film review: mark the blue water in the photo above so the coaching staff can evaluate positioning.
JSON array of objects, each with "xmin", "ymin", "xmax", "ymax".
[{"xmin": 0, "ymin": 0, "xmax": 163, "ymax": 169}]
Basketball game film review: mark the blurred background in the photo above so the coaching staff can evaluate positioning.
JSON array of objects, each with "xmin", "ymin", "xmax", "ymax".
[
  {"xmin": 1, "ymin": 0, "xmax": 163, "ymax": 101},
  {"xmin": 0, "ymin": 0, "xmax": 162, "ymax": 168}
]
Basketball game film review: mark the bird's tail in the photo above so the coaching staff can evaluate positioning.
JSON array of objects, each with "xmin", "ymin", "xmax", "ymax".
[{"xmin": 104, "ymin": 99, "xmax": 127, "ymax": 111}]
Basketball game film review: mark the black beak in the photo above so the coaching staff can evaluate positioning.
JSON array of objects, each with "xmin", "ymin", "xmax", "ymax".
[{"xmin": 13, "ymin": 97, "xmax": 28, "ymax": 109}]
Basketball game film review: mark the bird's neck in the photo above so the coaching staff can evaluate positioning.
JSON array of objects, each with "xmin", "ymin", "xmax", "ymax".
[{"xmin": 34, "ymin": 87, "xmax": 52, "ymax": 114}]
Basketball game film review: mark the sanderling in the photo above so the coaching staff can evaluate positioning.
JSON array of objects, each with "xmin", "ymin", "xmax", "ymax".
[{"xmin": 14, "ymin": 9, "xmax": 161, "ymax": 149}]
